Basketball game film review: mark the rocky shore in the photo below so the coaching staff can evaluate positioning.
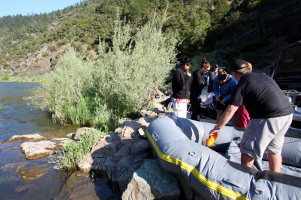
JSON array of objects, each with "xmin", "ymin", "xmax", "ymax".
[
  {"xmin": 6, "ymin": 110, "xmax": 200, "ymax": 200},
  {"xmin": 75, "ymin": 110, "xmax": 186, "ymax": 200}
]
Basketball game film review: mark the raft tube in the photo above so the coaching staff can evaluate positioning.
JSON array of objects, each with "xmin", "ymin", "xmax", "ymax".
[{"xmin": 146, "ymin": 116, "xmax": 301, "ymax": 200}]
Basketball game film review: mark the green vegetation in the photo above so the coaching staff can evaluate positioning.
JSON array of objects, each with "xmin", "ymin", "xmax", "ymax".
[
  {"xmin": 49, "ymin": 130, "xmax": 103, "ymax": 170},
  {"xmin": 0, "ymin": 73, "xmax": 9, "ymax": 81},
  {"xmin": 15, "ymin": 164, "xmax": 26, "ymax": 172},
  {"xmin": 0, "ymin": 72, "xmax": 40, "ymax": 82},
  {"xmin": 0, "ymin": 0, "xmax": 244, "ymax": 67},
  {"xmin": 31, "ymin": 11, "xmax": 178, "ymax": 131},
  {"xmin": 1, "ymin": 0, "xmax": 300, "ymax": 171},
  {"xmin": 0, "ymin": 164, "xmax": 25, "ymax": 185},
  {"xmin": 1, "ymin": 0, "xmax": 299, "ymax": 71},
  {"xmin": 240, "ymin": 38, "xmax": 271, "ymax": 52}
]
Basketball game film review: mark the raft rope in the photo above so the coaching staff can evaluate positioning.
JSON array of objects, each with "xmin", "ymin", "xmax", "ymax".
[{"xmin": 146, "ymin": 130, "xmax": 250, "ymax": 200}]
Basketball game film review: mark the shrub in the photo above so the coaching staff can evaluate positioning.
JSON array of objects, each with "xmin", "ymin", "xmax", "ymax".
[
  {"xmin": 240, "ymin": 38, "xmax": 271, "ymax": 52},
  {"xmin": 31, "ymin": 11, "xmax": 178, "ymax": 131},
  {"xmin": 94, "ymin": 11, "xmax": 178, "ymax": 118},
  {"xmin": 0, "ymin": 74, "xmax": 9, "ymax": 81},
  {"xmin": 57, "ymin": 39, "xmax": 67, "ymax": 46},
  {"xmin": 49, "ymin": 130, "xmax": 103, "ymax": 170},
  {"xmin": 226, "ymin": 49, "xmax": 240, "ymax": 60},
  {"xmin": 48, "ymin": 45, "xmax": 56, "ymax": 52},
  {"xmin": 42, "ymin": 52, "xmax": 49, "ymax": 57},
  {"xmin": 240, "ymin": 53, "xmax": 265, "ymax": 62}
]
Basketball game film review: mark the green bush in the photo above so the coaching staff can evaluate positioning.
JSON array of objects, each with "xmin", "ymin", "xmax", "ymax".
[
  {"xmin": 42, "ymin": 52, "xmax": 49, "ymax": 57},
  {"xmin": 240, "ymin": 53, "xmax": 265, "ymax": 62},
  {"xmin": 240, "ymin": 38, "xmax": 271, "ymax": 52},
  {"xmin": 226, "ymin": 48, "xmax": 240, "ymax": 60},
  {"xmin": 0, "ymin": 74, "xmax": 9, "ymax": 81},
  {"xmin": 31, "ymin": 11, "xmax": 178, "ymax": 131},
  {"xmin": 57, "ymin": 39, "xmax": 67, "ymax": 46},
  {"xmin": 48, "ymin": 45, "xmax": 56, "ymax": 52},
  {"xmin": 49, "ymin": 130, "xmax": 103, "ymax": 170}
]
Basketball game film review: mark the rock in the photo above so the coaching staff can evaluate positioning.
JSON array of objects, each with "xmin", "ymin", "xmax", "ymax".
[
  {"xmin": 20, "ymin": 140, "xmax": 57, "ymax": 160},
  {"xmin": 66, "ymin": 133, "xmax": 75, "ymax": 139},
  {"xmin": 55, "ymin": 172, "xmax": 113, "ymax": 200},
  {"xmin": 114, "ymin": 142, "xmax": 132, "ymax": 162},
  {"xmin": 137, "ymin": 116, "xmax": 154, "ymax": 127},
  {"xmin": 76, "ymin": 117, "xmax": 158, "ymax": 198},
  {"xmin": 9, "ymin": 134, "xmax": 45, "ymax": 142},
  {"xmin": 130, "ymin": 140, "xmax": 151, "ymax": 157},
  {"xmin": 114, "ymin": 120, "xmax": 141, "ymax": 140},
  {"xmin": 140, "ymin": 110, "xmax": 158, "ymax": 118},
  {"xmin": 74, "ymin": 127, "xmax": 99, "ymax": 140},
  {"xmin": 91, "ymin": 135, "xmax": 116, "ymax": 158},
  {"xmin": 18, "ymin": 165, "xmax": 51, "ymax": 181},
  {"xmin": 77, "ymin": 154, "xmax": 93, "ymax": 173},
  {"xmin": 51, "ymin": 137, "xmax": 73, "ymax": 146},
  {"xmin": 138, "ymin": 128, "xmax": 146, "ymax": 138},
  {"xmin": 122, "ymin": 159, "xmax": 180, "ymax": 200}
]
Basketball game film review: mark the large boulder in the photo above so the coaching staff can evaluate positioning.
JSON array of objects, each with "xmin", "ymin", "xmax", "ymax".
[
  {"xmin": 55, "ymin": 172, "xmax": 114, "ymax": 200},
  {"xmin": 77, "ymin": 116, "xmax": 155, "ymax": 198},
  {"xmin": 20, "ymin": 141, "xmax": 57, "ymax": 160},
  {"xmin": 18, "ymin": 165, "xmax": 52, "ymax": 181},
  {"xmin": 9, "ymin": 134, "xmax": 45, "ymax": 142},
  {"xmin": 122, "ymin": 159, "xmax": 181, "ymax": 200},
  {"xmin": 20, "ymin": 137, "xmax": 73, "ymax": 160},
  {"xmin": 74, "ymin": 127, "xmax": 99, "ymax": 140}
]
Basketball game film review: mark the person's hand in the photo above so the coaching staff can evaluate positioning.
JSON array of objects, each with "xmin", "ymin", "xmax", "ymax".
[
  {"xmin": 215, "ymin": 96, "xmax": 220, "ymax": 101},
  {"xmin": 209, "ymin": 125, "xmax": 221, "ymax": 136},
  {"xmin": 187, "ymin": 72, "xmax": 191, "ymax": 76},
  {"xmin": 209, "ymin": 129, "xmax": 219, "ymax": 137},
  {"xmin": 220, "ymin": 99, "xmax": 225, "ymax": 105}
]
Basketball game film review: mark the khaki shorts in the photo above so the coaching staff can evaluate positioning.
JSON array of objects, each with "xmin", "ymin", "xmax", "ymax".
[{"xmin": 240, "ymin": 114, "xmax": 293, "ymax": 159}]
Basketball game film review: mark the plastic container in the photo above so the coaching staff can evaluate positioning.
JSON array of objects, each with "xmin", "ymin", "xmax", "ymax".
[{"xmin": 206, "ymin": 132, "xmax": 218, "ymax": 146}]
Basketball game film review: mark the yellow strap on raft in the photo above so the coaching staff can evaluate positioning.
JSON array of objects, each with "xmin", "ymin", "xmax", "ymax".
[{"xmin": 146, "ymin": 131, "xmax": 249, "ymax": 200}]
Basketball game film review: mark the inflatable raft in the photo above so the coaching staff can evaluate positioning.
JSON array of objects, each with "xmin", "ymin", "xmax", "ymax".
[{"xmin": 146, "ymin": 116, "xmax": 301, "ymax": 200}]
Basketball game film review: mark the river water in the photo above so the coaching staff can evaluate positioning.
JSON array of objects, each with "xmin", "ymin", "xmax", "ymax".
[{"xmin": 0, "ymin": 82, "xmax": 80, "ymax": 200}]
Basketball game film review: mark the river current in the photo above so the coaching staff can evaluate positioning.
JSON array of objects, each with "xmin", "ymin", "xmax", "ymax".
[{"xmin": 0, "ymin": 82, "xmax": 79, "ymax": 200}]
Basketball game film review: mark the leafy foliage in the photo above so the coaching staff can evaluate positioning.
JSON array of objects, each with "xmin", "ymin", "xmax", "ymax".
[
  {"xmin": 0, "ymin": 0, "xmax": 230, "ymax": 67},
  {"xmin": 49, "ymin": 130, "xmax": 103, "ymax": 170},
  {"xmin": 31, "ymin": 11, "xmax": 178, "ymax": 130}
]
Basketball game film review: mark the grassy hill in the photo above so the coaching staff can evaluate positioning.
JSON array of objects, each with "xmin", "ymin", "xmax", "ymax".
[{"xmin": 0, "ymin": 0, "xmax": 300, "ymax": 78}]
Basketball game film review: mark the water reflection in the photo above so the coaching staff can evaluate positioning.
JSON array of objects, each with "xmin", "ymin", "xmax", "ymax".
[
  {"xmin": 0, "ymin": 82, "xmax": 79, "ymax": 200},
  {"xmin": 0, "ymin": 82, "xmax": 78, "ymax": 142}
]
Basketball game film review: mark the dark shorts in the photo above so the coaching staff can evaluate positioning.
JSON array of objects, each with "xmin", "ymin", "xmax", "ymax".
[{"xmin": 216, "ymin": 100, "xmax": 229, "ymax": 111}]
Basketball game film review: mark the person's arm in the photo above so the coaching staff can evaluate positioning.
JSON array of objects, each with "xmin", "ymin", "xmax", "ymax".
[{"xmin": 209, "ymin": 105, "xmax": 239, "ymax": 135}]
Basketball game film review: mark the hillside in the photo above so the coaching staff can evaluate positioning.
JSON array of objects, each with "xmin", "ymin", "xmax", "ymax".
[{"xmin": 0, "ymin": 0, "xmax": 300, "ymax": 77}]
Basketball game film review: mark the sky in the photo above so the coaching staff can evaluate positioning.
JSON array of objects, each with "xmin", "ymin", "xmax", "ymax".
[{"xmin": 0, "ymin": 0, "xmax": 82, "ymax": 17}]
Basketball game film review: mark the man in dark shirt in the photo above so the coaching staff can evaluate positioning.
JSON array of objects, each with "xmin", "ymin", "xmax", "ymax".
[{"xmin": 209, "ymin": 59, "xmax": 293, "ymax": 172}]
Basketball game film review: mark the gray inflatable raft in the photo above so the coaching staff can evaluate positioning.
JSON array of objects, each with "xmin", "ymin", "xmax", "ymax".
[{"xmin": 146, "ymin": 116, "xmax": 301, "ymax": 200}]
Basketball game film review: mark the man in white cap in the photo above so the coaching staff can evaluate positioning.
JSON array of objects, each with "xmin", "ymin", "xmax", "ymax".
[{"xmin": 209, "ymin": 59, "xmax": 293, "ymax": 172}]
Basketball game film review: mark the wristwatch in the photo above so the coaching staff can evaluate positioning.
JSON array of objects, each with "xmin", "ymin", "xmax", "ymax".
[{"xmin": 214, "ymin": 125, "xmax": 221, "ymax": 130}]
